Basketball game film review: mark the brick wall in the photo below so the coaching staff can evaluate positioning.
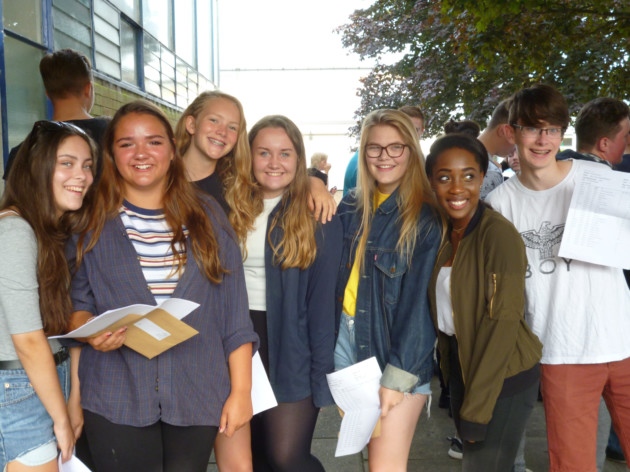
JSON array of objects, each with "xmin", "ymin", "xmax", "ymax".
[{"xmin": 91, "ymin": 78, "xmax": 182, "ymax": 127}]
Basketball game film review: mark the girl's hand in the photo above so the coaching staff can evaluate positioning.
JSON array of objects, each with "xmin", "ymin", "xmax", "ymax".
[
  {"xmin": 308, "ymin": 176, "xmax": 336, "ymax": 223},
  {"xmin": 87, "ymin": 327, "xmax": 127, "ymax": 352},
  {"xmin": 379, "ymin": 386, "xmax": 404, "ymax": 418},
  {"xmin": 54, "ymin": 419, "xmax": 75, "ymax": 463},
  {"xmin": 219, "ymin": 390, "xmax": 253, "ymax": 437},
  {"xmin": 67, "ymin": 393, "xmax": 84, "ymax": 439}
]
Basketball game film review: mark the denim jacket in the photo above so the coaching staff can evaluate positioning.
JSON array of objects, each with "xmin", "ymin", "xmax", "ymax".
[
  {"xmin": 335, "ymin": 191, "xmax": 442, "ymax": 392},
  {"xmin": 264, "ymin": 199, "xmax": 343, "ymax": 407}
]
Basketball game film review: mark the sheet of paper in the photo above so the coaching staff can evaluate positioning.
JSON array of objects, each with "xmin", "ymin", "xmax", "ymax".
[
  {"xmin": 251, "ymin": 351, "xmax": 277, "ymax": 415},
  {"xmin": 559, "ymin": 163, "xmax": 630, "ymax": 269},
  {"xmin": 326, "ymin": 356, "xmax": 382, "ymax": 456},
  {"xmin": 50, "ymin": 298, "xmax": 200, "ymax": 339},
  {"xmin": 58, "ymin": 454, "xmax": 91, "ymax": 472}
]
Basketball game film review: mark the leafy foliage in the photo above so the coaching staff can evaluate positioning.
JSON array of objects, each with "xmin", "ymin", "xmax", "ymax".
[{"xmin": 338, "ymin": 0, "xmax": 630, "ymax": 136}]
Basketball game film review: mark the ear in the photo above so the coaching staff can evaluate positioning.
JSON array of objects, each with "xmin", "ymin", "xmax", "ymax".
[
  {"xmin": 505, "ymin": 124, "xmax": 516, "ymax": 145},
  {"xmin": 596, "ymin": 136, "xmax": 608, "ymax": 154},
  {"xmin": 185, "ymin": 115, "xmax": 196, "ymax": 135}
]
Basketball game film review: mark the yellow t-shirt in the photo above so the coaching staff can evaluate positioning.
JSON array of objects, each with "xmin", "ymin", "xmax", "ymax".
[{"xmin": 342, "ymin": 190, "xmax": 391, "ymax": 316}]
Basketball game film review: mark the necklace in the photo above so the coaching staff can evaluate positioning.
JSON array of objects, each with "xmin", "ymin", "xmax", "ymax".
[{"xmin": 452, "ymin": 226, "xmax": 466, "ymax": 234}]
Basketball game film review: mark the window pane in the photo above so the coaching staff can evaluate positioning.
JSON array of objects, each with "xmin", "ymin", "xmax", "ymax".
[
  {"xmin": 196, "ymin": 0, "xmax": 213, "ymax": 79},
  {"xmin": 142, "ymin": 0, "xmax": 172, "ymax": 48},
  {"xmin": 109, "ymin": 0, "xmax": 140, "ymax": 22},
  {"xmin": 121, "ymin": 20, "xmax": 138, "ymax": 85},
  {"xmin": 3, "ymin": 0, "xmax": 43, "ymax": 43},
  {"xmin": 4, "ymin": 37, "xmax": 46, "ymax": 150},
  {"xmin": 175, "ymin": 0, "xmax": 195, "ymax": 66}
]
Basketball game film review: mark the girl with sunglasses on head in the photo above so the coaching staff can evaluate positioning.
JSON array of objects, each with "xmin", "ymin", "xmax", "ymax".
[
  {"xmin": 425, "ymin": 133, "xmax": 542, "ymax": 471},
  {"xmin": 334, "ymin": 109, "xmax": 442, "ymax": 471},
  {"xmin": 0, "ymin": 120, "xmax": 96, "ymax": 471},
  {"xmin": 65, "ymin": 101, "xmax": 258, "ymax": 472}
]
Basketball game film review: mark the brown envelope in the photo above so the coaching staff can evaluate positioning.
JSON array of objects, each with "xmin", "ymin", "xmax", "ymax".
[{"xmin": 92, "ymin": 308, "xmax": 199, "ymax": 359}]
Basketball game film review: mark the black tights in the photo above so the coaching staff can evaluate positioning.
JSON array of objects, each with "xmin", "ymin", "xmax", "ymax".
[
  {"xmin": 83, "ymin": 410, "xmax": 218, "ymax": 472},
  {"xmin": 251, "ymin": 396, "xmax": 324, "ymax": 472}
]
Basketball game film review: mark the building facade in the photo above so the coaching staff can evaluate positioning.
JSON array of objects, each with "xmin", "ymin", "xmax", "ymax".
[{"xmin": 0, "ymin": 0, "xmax": 219, "ymax": 174}]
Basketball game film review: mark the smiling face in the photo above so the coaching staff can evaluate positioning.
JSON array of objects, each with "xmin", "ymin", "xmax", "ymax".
[
  {"xmin": 430, "ymin": 147, "xmax": 484, "ymax": 230},
  {"xmin": 113, "ymin": 112, "xmax": 174, "ymax": 207},
  {"xmin": 251, "ymin": 127, "xmax": 298, "ymax": 199},
  {"xmin": 52, "ymin": 135, "xmax": 94, "ymax": 217},
  {"xmin": 365, "ymin": 124, "xmax": 410, "ymax": 194},
  {"xmin": 509, "ymin": 120, "xmax": 563, "ymax": 173},
  {"xmin": 185, "ymin": 97, "xmax": 240, "ymax": 165}
]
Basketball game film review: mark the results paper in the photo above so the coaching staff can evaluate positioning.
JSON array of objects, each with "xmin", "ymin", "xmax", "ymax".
[
  {"xmin": 326, "ymin": 357, "xmax": 382, "ymax": 457},
  {"xmin": 559, "ymin": 163, "xmax": 630, "ymax": 269}
]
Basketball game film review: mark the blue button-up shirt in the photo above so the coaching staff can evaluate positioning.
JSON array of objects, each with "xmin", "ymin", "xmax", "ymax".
[{"xmin": 67, "ymin": 197, "xmax": 258, "ymax": 427}]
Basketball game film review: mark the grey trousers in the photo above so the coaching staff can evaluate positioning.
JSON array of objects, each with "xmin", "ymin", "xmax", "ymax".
[{"xmin": 448, "ymin": 336, "xmax": 539, "ymax": 472}]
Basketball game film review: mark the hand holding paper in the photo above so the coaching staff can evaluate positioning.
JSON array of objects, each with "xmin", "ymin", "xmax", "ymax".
[{"xmin": 326, "ymin": 357, "xmax": 382, "ymax": 457}]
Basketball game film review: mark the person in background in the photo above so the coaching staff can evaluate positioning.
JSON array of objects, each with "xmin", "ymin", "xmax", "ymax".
[
  {"xmin": 66, "ymin": 100, "xmax": 258, "ymax": 472},
  {"xmin": 4, "ymin": 49, "xmax": 110, "ymax": 181},
  {"xmin": 308, "ymin": 152, "xmax": 337, "ymax": 195},
  {"xmin": 335, "ymin": 109, "xmax": 442, "ymax": 471},
  {"xmin": 0, "ymin": 120, "xmax": 96, "ymax": 471},
  {"xmin": 426, "ymin": 133, "xmax": 542, "ymax": 471},
  {"xmin": 243, "ymin": 116, "xmax": 342, "ymax": 471},
  {"xmin": 502, "ymin": 148, "xmax": 520, "ymax": 179},
  {"xmin": 478, "ymin": 99, "xmax": 516, "ymax": 198}
]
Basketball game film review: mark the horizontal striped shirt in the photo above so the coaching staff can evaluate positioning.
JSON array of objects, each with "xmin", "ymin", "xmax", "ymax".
[{"xmin": 119, "ymin": 202, "xmax": 188, "ymax": 303}]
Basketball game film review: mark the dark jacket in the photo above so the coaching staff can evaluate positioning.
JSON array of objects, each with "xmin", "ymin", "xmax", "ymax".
[
  {"xmin": 429, "ymin": 204, "xmax": 542, "ymax": 440},
  {"xmin": 335, "ymin": 190, "xmax": 442, "ymax": 392},
  {"xmin": 264, "ymin": 200, "xmax": 343, "ymax": 408}
]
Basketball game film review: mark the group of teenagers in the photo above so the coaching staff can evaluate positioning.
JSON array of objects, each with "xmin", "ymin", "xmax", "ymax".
[{"xmin": 1, "ymin": 52, "xmax": 629, "ymax": 472}]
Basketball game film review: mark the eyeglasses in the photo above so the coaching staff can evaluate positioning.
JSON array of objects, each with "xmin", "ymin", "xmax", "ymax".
[
  {"xmin": 365, "ymin": 143, "xmax": 408, "ymax": 159},
  {"xmin": 511, "ymin": 124, "xmax": 563, "ymax": 138}
]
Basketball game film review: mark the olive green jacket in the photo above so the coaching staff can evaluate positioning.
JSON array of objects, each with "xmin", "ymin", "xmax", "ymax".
[{"xmin": 428, "ymin": 205, "xmax": 542, "ymax": 440}]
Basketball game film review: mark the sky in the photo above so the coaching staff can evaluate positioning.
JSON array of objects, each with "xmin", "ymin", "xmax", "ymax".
[{"xmin": 216, "ymin": 0, "xmax": 376, "ymax": 189}]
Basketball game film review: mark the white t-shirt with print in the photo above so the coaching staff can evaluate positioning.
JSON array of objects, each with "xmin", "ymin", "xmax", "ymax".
[{"xmin": 486, "ymin": 159, "xmax": 630, "ymax": 364}]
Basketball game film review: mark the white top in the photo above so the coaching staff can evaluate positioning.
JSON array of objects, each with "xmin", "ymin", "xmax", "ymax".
[
  {"xmin": 436, "ymin": 267, "xmax": 455, "ymax": 336},
  {"xmin": 244, "ymin": 195, "xmax": 282, "ymax": 310},
  {"xmin": 0, "ymin": 214, "xmax": 61, "ymax": 360},
  {"xmin": 486, "ymin": 159, "xmax": 630, "ymax": 364}
]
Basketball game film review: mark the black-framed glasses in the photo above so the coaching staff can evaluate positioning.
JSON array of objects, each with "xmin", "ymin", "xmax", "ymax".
[
  {"xmin": 511, "ymin": 123, "xmax": 563, "ymax": 138},
  {"xmin": 366, "ymin": 143, "xmax": 408, "ymax": 159}
]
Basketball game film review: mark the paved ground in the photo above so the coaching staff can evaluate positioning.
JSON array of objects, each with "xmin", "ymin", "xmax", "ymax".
[{"xmin": 207, "ymin": 377, "xmax": 627, "ymax": 471}]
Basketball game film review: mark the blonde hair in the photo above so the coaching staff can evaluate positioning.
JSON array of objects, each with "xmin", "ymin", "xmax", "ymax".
[
  {"xmin": 310, "ymin": 152, "xmax": 328, "ymax": 169},
  {"xmin": 355, "ymin": 109, "xmax": 439, "ymax": 273},
  {"xmin": 248, "ymin": 115, "xmax": 317, "ymax": 269},
  {"xmin": 174, "ymin": 90, "xmax": 258, "ymax": 245}
]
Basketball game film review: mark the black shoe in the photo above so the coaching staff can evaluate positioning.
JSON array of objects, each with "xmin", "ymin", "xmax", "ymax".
[
  {"xmin": 605, "ymin": 446, "xmax": 626, "ymax": 463},
  {"xmin": 447, "ymin": 436, "xmax": 463, "ymax": 460}
]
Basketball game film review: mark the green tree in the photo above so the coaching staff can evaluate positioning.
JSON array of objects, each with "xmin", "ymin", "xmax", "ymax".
[{"xmin": 338, "ymin": 0, "xmax": 630, "ymax": 136}]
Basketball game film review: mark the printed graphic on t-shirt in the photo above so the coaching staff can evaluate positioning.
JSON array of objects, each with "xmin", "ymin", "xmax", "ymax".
[{"xmin": 521, "ymin": 221, "xmax": 564, "ymax": 259}]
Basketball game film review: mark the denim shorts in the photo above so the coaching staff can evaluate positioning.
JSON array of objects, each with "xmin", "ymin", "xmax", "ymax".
[
  {"xmin": 0, "ymin": 357, "xmax": 70, "ymax": 469},
  {"xmin": 334, "ymin": 311, "xmax": 431, "ymax": 396}
]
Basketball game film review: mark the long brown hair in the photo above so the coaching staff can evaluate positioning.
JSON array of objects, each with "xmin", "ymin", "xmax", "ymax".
[
  {"xmin": 174, "ymin": 91, "xmax": 258, "ymax": 245},
  {"xmin": 1, "ymin": 121, "xmax": 97, "ymax": 335},
  {"xmin": 247, "ymin": 115, "xmax": 317, "ymax": 269},
  {"xmin": 355, "ymin": 109, "xmax": 440, "ymax": 273},
  {"xmin": 76, "ymin": 100, "xmax": 227, "ymax": 283}
]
